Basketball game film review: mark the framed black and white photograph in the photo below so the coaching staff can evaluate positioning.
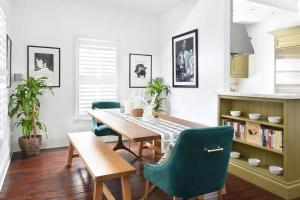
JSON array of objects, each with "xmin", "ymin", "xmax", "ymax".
[
  {"xmin": 27, "ymin": 45, "xmax": 60, "ymax": 87},
  {"xmin": 6, "ymin": 35, "xmax": 12, "ymax": 88},
  {"xmin": 129, "ymin": 53, "xmax": 152, "ymax": 88},
  {"xmin": 172, "ymin": 29, "xmax": 198, "ymax": 88}
]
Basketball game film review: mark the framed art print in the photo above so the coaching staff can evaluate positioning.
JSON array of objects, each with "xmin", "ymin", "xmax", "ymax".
[
  {"xmin": 27, "ymin": 45, "xmax": 60, "ymax": 87},
  {"xmin": 6, "ymin": 35, "xmax": 12, "ymax": 88},
  {"xmin": 129, "ymin": 53, "xmax": 152, "ymax": 88},
  {"xmin": 172, "ymin": 29, "xmax": 198, "ymax": 88}
]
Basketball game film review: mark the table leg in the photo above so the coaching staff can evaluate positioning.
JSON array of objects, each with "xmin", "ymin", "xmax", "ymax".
[
  {"xmin": 121, "ymin": 176, "xmax": 132, "ymax": 200},
  {"xmin": 94, "ymin": 180, "xmax": 103, "ymax": 200},
  {"xmin": 113, "ymin": 135, "xmax": 140, "ymax": 158},
  {"xmin": 67, "ymin": 143, "xmax": 74, "ymax": 167},
  {"xmin": 138, "ymin": 141, "xmax": 144, "ymax": 156}
]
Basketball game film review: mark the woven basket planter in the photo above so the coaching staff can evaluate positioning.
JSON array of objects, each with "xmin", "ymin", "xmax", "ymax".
[{"xmin": 18, "ymin": 135, "xmax": 42, "ymax": 157}]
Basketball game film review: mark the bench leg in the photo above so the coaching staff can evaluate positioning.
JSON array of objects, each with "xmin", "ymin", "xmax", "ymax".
[
  {"xmin": 94, "ymin": 180, "xmax": 103, "ymax": 200},
  {"xmin": 121, "ymin": 176, "xmax": 132, "ymax": 200},
  {"xmin": 67, "ymin": 143, "xmax": 74, "ymax": 167}
]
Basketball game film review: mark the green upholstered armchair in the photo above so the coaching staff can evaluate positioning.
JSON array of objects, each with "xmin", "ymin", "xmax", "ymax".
[
  {"xmin": 91, "ymin": 101, "xmax": 120, "ymax": 137},
  {"xmin": 143, "ymin": 126, "xmax": 234, "ymax": 200}
]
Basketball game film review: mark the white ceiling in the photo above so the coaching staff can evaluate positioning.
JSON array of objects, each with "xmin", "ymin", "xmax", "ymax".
[
  {"xmin": 248, "ymin": 0, "xmax": 298, "ymax": 12},
  {"xmin": 233, "ymin": 0, "xmax": 294, "ymax": 24},
  {"xmin": 84, "ymin": 0, "xmax": 188, "ymax": 15}
]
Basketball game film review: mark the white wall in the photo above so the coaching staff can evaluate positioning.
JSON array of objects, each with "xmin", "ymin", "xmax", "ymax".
[
  {"xmin": 159, "ymin": 0, "xmax": 230, "ymax": 126},
  {"xmin": 0, "ymin": 0, "xmax": 12, "ymax": 191},
  {"xmin": 238, "ymin": 11, "xmax": 300, "ymax": 93},
  {"xmin": 10, "ymin": 0, "xmax": 160, "ymax": 150}
]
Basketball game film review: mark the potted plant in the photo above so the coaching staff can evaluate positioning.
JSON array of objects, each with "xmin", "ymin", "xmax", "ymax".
[
  {"xmin": 8, "ymin": 77, "xmax": 53, "ymax": 157},
  {"xmin": 145, "ymin": 77, "xmax": 171, "ymax": 116}
]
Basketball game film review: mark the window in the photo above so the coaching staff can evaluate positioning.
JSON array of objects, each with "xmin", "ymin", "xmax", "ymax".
[
  {"xmin": 275, "ymin": 47, "xmax": 300, "ymax": 93},
  {"xmin": 76, "ymin": 38, "xmax": 119, "ymax": 119},
  {"xmin": 0, "ymin": 6, "xmax": 6, "ymax": 139}
]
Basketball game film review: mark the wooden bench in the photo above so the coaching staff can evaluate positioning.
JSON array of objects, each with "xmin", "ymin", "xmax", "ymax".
[{"xmin": 66, "ymin": 132, "xmax": 136, "ymax": 200}]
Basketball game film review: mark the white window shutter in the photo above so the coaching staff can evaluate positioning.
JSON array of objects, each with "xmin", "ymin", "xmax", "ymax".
[
  {"xmin": 0, "ymin": 6, "xmax": 7, "ymax": 140},
  {"xmin": 76, "ymin": 38, "xmax": 119, "ymax": 119}
]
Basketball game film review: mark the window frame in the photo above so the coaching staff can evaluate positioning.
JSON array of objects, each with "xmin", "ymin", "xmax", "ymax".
[{"xmin": 75, "ymin": 37, "xmax": 120, "ymax": 121}]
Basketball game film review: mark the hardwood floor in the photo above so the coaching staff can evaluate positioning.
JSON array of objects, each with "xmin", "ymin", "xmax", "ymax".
[{"xmin": 0, "ymin": 141, "xmax": 288, "ymax": 200}]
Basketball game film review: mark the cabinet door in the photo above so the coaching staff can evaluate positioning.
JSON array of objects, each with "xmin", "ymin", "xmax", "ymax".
[
  {"xmin": 230, "ymin": 55, "xmax": 248, "ymax": 78},
  {"xmin": 276, "ymin": 34, "xmax": 300, "ymax": 49}
]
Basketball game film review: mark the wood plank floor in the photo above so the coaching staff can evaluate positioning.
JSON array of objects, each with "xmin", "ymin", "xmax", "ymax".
[{"xmin": 0, "ymin": 141, "xmax": 288, "ymax": 200}]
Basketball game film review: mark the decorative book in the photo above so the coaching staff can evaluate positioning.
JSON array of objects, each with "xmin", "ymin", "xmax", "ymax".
[{"xmin": 245, "ymin": 122, "xmax": 261, "ymax": 145}]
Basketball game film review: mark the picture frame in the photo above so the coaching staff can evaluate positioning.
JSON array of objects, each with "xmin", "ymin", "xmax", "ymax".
[
  {"xmin": 172, "ymin": 29, "xmax": 198, "ymax": 88},
  {"xmin": 129, "ymin": 53, "xmax": 152, "ymax": 88},
  {"xmin": 6, "ymin": 35, "xmax": 12, "ymax": 88},
  {"xmin": 27, "ymin": 45, "xmax": 61, "ymax": 87}
]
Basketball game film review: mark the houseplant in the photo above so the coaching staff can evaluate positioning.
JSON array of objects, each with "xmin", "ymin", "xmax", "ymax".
[
  {"xmin": 8, "ymin": 77, "xmax": 53, "ymax": 156},
  {"xmin": 145, "ymin": 77, "xmax": 171, "ymax": 115}
]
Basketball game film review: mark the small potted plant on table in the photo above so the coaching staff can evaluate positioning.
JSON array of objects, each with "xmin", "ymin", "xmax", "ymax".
[
  {"xmin": 145, "ymin": 77, "xmax": 171, "ymax": 117},
  {"xmin": 8, "ymin": 77, "xmax": 53, "ymax": 157}
]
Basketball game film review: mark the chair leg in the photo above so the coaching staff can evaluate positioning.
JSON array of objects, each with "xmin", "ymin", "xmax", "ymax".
[
  {"xmin": 218, "ymin": 189, "xmax": 222, "ymax": 200},
  {"xmin": 195, "ymin": 196, "xmax": 204, "ymax": 200},
  {"xmin": 144, "ymin": 180, "xmax": 150, "ymax": 200},
  {"xmin": 221, "ymin": 185, "xmax": 227, "ymax": 195}
]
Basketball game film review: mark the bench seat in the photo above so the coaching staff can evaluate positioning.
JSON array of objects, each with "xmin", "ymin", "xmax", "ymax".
[{"xmin": 67, "ymin": 132, "xmax": 136, "ymax": 200}]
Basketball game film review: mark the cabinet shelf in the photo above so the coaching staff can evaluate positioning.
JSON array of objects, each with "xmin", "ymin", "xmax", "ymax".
[
  {"xmin": 233, "ymin": 139, "xmax": 283, "ymax": 155},
  {"xmin": 221, "ymin": 115, "xmax": 284, "ymax": 129},
  {"xmin": 230, "ymin": 158, "xmax": 285, "ymax": 183}
]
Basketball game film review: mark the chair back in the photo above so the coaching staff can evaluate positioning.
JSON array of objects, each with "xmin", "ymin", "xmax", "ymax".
[
  {"xmin": 92, "ymin": 101, "xmax": 120, "ymax": 110},
  {"xmin": 163, "ymin": 126, "xmax": 233, "ymax": 197}
]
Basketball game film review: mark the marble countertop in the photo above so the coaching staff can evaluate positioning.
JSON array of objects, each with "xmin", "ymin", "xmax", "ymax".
[{"xmin": 218, "ymin": 92, "xmax": 300, "ymax": 99}]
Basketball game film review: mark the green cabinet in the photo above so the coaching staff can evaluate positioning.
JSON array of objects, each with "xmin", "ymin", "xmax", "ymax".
[
  {"xmin": 230, "ymin": 54, "xmax": 249, "ymax": 78},
  {"xmin": 218, "ymin": 94, "xmax": 300, "ymax": 200},
  {"xmin": 273, "ymin": 26, "xmax": 300, "ymax": 49}
]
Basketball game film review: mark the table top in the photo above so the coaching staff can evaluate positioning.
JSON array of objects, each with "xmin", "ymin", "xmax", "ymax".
[
  {"xmin": 87, "ymin": 109, "xmax": 208, "ymax": 142},
  {"xmin": 68, "ymin": 132, "xmax": 136, "ymax": 181}
]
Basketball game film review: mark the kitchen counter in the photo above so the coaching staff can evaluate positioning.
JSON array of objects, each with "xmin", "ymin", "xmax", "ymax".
[{"xmin": 218, "ymin": 92, "xmax": 300, "ymax": 99}]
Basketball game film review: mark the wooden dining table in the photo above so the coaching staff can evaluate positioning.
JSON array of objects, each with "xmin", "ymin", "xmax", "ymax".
[{"xmin": 87, "ymin": 109, "xmax": 208, "ymax": 157}]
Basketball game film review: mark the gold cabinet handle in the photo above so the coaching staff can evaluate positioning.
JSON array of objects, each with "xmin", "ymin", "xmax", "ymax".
[{"xmin": 204, "ymin": 146, "xmax": 224, "ymax": 153}]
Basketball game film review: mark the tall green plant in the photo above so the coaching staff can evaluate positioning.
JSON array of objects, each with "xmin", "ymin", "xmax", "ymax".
[
  {"xmin": 145, "ymin": 77, "xmax": 171, "ymax": 112},
  {"xmin": 8, "ymin": 77, "xmax": 53, "ymax": 139}
]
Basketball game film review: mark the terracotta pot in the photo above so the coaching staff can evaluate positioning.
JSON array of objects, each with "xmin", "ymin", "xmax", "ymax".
[
  {"xmin": 18, "ymin": 135, "xmax": 42, "ymax": 157},
  {"xmin": 131, "ymin": 108, "xmax": 144, "ymax": 117}
]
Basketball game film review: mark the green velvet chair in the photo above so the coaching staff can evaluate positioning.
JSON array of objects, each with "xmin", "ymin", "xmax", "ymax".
[
  {"xmin": 143, "ymin": 126, "xmax": 234, "ymax": 200},
  {"xmin": 91, "ymin": 101, "xmax": 120, "ymax": 137}
]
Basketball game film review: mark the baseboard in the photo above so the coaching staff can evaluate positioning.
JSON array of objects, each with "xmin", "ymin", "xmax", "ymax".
[{"xmin": 12, "ymin": 135, "xmax": 122, "ymax": 152}]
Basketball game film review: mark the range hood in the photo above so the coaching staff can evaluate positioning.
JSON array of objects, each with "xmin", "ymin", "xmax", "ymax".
[{"xmin": 231, "ymin": 23, "xmax": 254, "ymax": 55}]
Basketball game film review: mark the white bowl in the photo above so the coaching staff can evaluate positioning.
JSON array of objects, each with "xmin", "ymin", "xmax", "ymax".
[
  {"xmin": 230, "ymin": 111, "xmax": 241, "ymax": 117},
  {"xmin": 269, "ymin": 166, "xmax": 283, "ymax": 175},
  {"xmin": 248, "ymin": 158, "xmax": 261, "ymax": 167},
  {"xmin": 230, "ymin": 151, "xmax": 241, "ymax": 159},
  {"xmin": 268, "ymin": 116, "xmax": 282, "ymax": 124},
  {"xmin": 249, "ymin": 113, "xmax": 261, "ymax": 120}
]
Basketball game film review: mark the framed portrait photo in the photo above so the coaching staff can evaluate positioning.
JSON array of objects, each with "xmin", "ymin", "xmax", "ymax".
[
  {"xmin": 172, "ymin": 29, "xmax": 198, "ymax": 88},
  {"xmin": 6, "ymin": 35, "xmax": 12, "ymax": 88},
  {"xmin": 27, "ymin": 45, "xmax": 60, "ymax": 87},
  {"xmin": 129, "ymin": 53, "xmax": 152, "ymax": 88}
]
